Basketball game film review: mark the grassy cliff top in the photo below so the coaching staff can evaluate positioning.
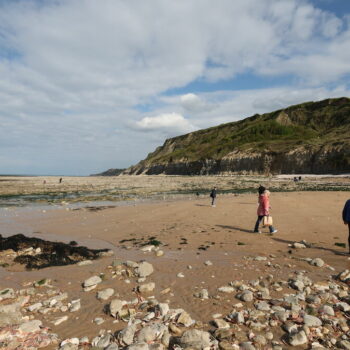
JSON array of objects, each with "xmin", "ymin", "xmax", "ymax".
[{"xmin": 141, "ymin": 97, "xmax": 350, "ymax": 164}]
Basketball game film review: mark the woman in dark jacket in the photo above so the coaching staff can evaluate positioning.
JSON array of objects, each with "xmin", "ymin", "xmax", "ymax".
[{"xmin": 343, "ymin": 199, "xmax": 350, "ymax": 254}]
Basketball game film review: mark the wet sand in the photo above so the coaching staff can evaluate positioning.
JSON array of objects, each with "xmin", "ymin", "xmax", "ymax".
[{"xmin": 1, "ymin": 191, "xmax": 350, "ymax": 348}]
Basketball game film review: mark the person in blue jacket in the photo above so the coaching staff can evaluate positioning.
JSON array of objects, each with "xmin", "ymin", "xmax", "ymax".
[{"xmin": 343, "ymin": 199, "xmax": 350, "ymax": 254}]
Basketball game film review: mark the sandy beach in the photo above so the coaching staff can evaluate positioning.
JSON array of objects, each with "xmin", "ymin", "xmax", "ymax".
[{"xmin": 1, "ymin": 189, "xmax": 350, "ymax": 349}]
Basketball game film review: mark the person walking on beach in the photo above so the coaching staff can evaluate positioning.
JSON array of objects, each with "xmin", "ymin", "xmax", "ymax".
[
  {"xmin": 342, "ymin": 199, "xmax": 350, "ymax": 254},
  {"xmin": 253, "ymin": 186, "xmax": 278, "ymax": 234},
  {"xmin": 210, "ymin": 187, "xmax": 217, "ymax": 207}
]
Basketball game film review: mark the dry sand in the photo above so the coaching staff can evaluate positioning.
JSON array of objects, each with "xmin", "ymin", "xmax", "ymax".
[{"xmin": 1, "ymin": 190, "xmax": 350, "ymax": 347}]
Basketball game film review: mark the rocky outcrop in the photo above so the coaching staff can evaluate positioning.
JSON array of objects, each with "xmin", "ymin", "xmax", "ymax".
[{"xmin": 124, "ymin": 97, "xmax": 350, "ymax": 175}]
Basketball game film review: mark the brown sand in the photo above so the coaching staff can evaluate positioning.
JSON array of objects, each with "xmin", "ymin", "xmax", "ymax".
[{"xmin": 1, "ymin": 191, "xmax": 350, "ymax": 345}]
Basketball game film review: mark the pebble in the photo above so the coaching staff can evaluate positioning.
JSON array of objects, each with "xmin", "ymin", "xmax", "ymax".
[
  {"xmin": 136, "ymin": 262, "xmax": 154, "ymax": 277},
  {"xmin": 53, "ymin": 315, "xmax": 68, "ymax": 326},
  {"xmin": 310, "ymin": 258, "xmax": 325, "ymax": 267}
]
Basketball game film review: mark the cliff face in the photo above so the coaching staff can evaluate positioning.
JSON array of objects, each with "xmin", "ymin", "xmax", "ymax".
[{"xmin": 124, "ymin": 97, "xmax": 350, "ymax": 175}]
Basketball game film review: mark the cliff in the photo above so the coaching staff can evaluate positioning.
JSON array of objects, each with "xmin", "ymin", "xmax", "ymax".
[{"xmin": 124, "ymin": 97, "xmax": 350, "ymax": 175}]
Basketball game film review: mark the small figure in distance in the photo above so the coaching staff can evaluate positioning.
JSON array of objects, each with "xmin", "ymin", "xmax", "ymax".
[
  {"xmin": 43, "ymin": 180, "xmax": 46, "ymax": 185},
  {"xmin": 210, "ymin": 186, "xmax": 217, "ymax": 207},
  {"xmin": 299, "ymin": 176, "xmax": 302, "ymax": 181},
  {"xmin": 59, "ymin": 177, "xmax": 63, "ymax": 184},
  {"xmin": 196, "ymin": 192, "xmax": 200, "ymax": 198},
  {"xmin": 253, "ymin": 186, "xmax": 278, "ymax": 234},
  {"xmin": 342, "ymin": 199, "xmax": 350, "ymax": 254}
]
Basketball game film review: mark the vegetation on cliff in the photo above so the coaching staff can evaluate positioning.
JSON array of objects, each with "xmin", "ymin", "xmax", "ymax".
[{"xmin": 126, "ymin": 97, "xmax": 350, "ymax": 175}]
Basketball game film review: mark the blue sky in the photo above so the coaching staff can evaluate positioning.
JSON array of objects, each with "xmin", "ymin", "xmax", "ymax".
[{"xmin": 0, "ymin": 0, "xmax": 350, "ymax": 175}]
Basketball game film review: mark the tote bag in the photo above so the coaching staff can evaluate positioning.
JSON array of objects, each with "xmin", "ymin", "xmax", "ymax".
[{"xmin": 263, "ymin": 215, "xmax": 273, "ymax": 227}]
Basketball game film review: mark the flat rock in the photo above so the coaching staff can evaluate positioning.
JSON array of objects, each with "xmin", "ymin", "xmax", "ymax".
[
  {"xmin": 179, "ymin": 329, "xmax": 212, "ymax": 349},
  {"xmin": 97, "ymin": 288, "xmax": 115, "ymax": 300},
  {"xmin": 213, "ymin": 318, "xmax": 230, "ymax": 329},
  {"xmin": 136, "ymin": 261, "xmax": 154, "ymax": 277},
  {"xmin": 288, "ymin": 330, "xmax": 308, "ymax": 346},
  {"xmin": 303, "ymin": 314, "xmax": 322, "ymax": 327},
  {"xmin": 110, "ymin": 299, "xmax": 125, "ymax": 317},
  {"xmin": 139, "ymin": 282, "xmax": 155, "ymax": 293},
  {"xmin": 83, "ymin": 276, "xmax": 102, "ymax": 288},
  {"xmin": 18, "ymin": 319, "xmax": 42, "ymax": 333}
]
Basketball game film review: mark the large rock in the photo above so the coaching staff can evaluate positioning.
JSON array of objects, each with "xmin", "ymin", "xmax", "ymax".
[
  {"xmin": 18, "ymin": 320, "xmax": 42, "ymax": 333},
  {"xmin": 118, "ymin": 324, "xmax": 137, "ymax": 346},
  {"xmin": 136, "ymin": 262, "xmax": 154, "ymax": 277},
  {"xmin": 303, "ymin": 314, "xmax": 322, "ymax": 327},
  {"xmin": 288, "ymin": 330, "xmax": 308, "ymax": 346},
  {"xmin": 110, "ymin": 299, "xmax": 125, "ymax": 318},
  {"xmin": 97, "ymin": 288, "xmax": 115, "ymax": 300},
  {"xmin": 179, "ymin": 329, "xmax": 212, "ymax": 349}
]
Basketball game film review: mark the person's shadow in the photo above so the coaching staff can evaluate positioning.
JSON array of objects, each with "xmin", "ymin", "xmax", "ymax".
[
  {"xmin": 195, "ymin": 204, "xmax": 211, "ymax": 207},
  {"xmin": 216, "ymin": 224, "xmax": 253, "ymax": 234}
]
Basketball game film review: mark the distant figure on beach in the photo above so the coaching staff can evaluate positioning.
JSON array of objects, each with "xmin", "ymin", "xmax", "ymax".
[
  {"xmin": 210, "ymin": 187, "xmax": 217, "ymax": 207},
  {"xmin": 253, "ymin": 186, "xmax": 278, "ymax": 234},
  {"xmin": 342, "ymin": 199, "xmax": 350, "ymax": 254},
  {"xmin": 43, "ymin": 180, "xmax": 46, "ymax": 185},
  {"xmin": 59, "ymin": 177, "xmax": 63, "ymax": 184}
]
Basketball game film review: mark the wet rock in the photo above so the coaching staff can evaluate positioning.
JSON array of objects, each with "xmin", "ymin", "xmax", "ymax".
[
  {"xmin": 179, "ymin": 329, "xmax": 212, "ymax": 349},
  {"xmin": 139, "ymin": 282, "xmax": 155, "ymax": 293},
  {"xmin": 310, "ymin": 258, "xmax": 324, "ymax": 267},
  {"xmin": 288, "ymin": 330, "xmax": 308, "ymax": 346},
  {"xmin": 0, "ymin": 234, "xmax": 109, "ymax": 269},
  {"xmin": 136, "ymin": 262, "xmax": 154, "ymax": 277},
  {"xmin": 97, "ymin": 288, "xmax": 115, "ymax": 300}
]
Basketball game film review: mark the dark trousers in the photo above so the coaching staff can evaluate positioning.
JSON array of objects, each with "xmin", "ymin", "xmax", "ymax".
[
  {"xmin": 254, "ymin": 215, "xmax": 276, "ymax": 233},
  {"xmin": 211, "ymin": 197, "xmax": 216, "ymax": 206}
]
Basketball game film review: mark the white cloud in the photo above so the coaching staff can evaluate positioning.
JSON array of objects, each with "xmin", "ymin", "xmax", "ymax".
[
  {"xmin": 0, "ymin": 0, "xmax": 349, "ymax": 174},
  {"xmin": 134, "ymin": 113, "xmax": 195, "ymax": 136}
]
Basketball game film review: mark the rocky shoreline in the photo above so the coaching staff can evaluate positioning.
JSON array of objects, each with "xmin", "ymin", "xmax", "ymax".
[{"xmin": 2, "ymin": 245, "xmax": 350, "ymax": 350}]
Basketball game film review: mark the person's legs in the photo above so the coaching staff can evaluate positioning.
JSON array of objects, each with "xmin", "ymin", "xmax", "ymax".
[
  {"xmin": 269, "ymin": 225, "xmax": 277, "ymax": 233},
  {"xmin": 348, "ymin": 223, "xmax": 350, "ymax": 254},
  {"xmin": 212, "ymin": 197, "xmax": 216, "ymax": 206},
  {"xmin": 254, "ymin": 216, "xmax": 263, "ymax": 232}
]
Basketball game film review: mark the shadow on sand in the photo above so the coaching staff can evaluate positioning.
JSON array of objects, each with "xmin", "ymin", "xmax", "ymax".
[
  {"xmin": 216, "ymin": 224, "xmax": 254, "ymax": 234},
  {"xmin": 271, "ymin": 237, "xmax": 348, "ymax": 256}
]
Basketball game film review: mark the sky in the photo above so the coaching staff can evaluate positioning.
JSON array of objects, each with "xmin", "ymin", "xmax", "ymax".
[{"xmin": 0, "ymin": 0, "xmax": 350, "ymax": 175}]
